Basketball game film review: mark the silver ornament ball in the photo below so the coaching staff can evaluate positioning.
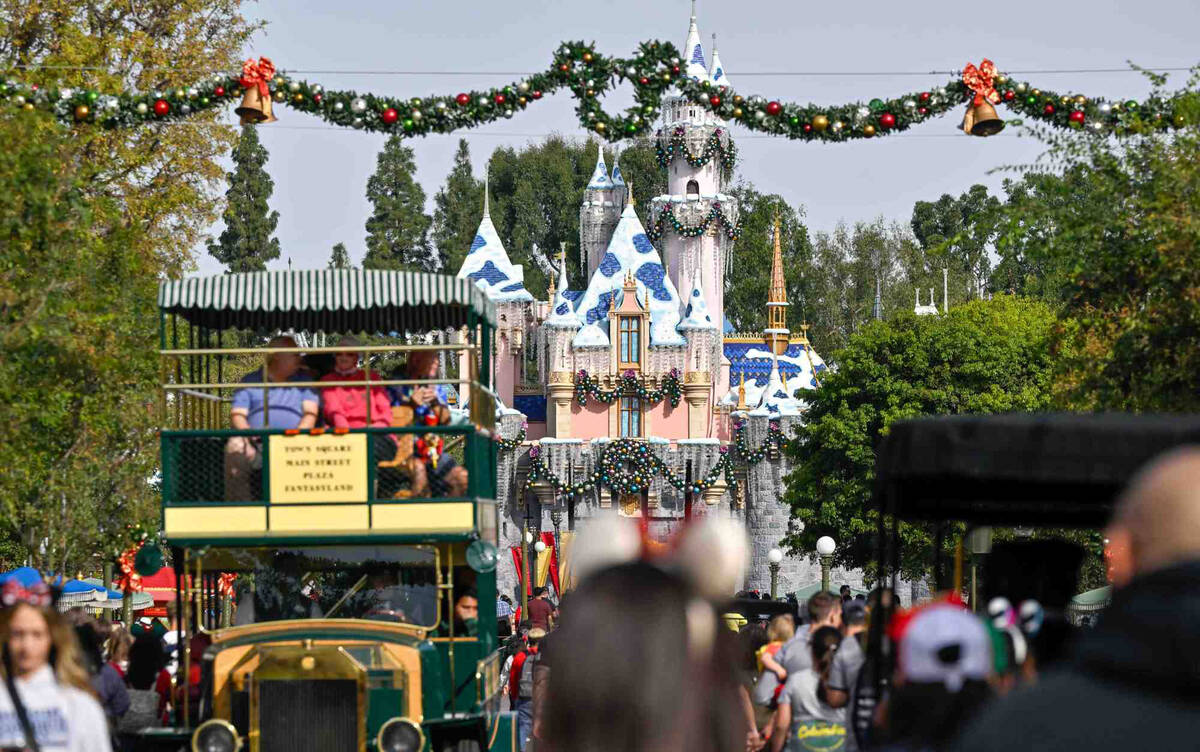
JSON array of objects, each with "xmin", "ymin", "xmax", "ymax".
[
  {"xmin": 478, "ymin": 96, "xmax": 489, "ymax": 107},
  {"xmin": 287, "ymin": 81, "xmax": 300, "ymax": 93},
  {"xmin": 186, "ymin": 86, "xmax": 198, "ymax": 98},
  {"xmin": 903, "ymin": 99, "xmax": 916, "ymax": 110},
  {"xmin": 1099, "ymin": 102, "xmax": 1112, "ymax": 114},
  {"xmin": 311, "ymin": 84, "xmax": 323, "ymax": 95},
  {"xmin": 136, "ymin": 102, "xmax": 148, "ymax": 114},
  {"xmin": 180, "ymin": 104, "xmax": 191, "ymax": 114},
  {"xmin": 351, "ymin": 97, "xmax": 367, "ymax": 113},
  {"xmin": 333, "ymin": 101, "xmax": 344, "ymax": 112},
  {"xmin": 518, "ymin": 81, "xmax": 530, "ymax": 93},
  {"xmin": 411, "ymin": 109, "xmax": 422, "ymax": 120}
]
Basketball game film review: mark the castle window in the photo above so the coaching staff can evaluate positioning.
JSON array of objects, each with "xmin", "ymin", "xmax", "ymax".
[
  {"xmin": 619, "ymin": 396, "xmax": 643, "ymax": 437},
  {"xmin": 686, "ymin": 179, "xmax": 700, "ymax": 197},
  {"xmin": 618, "ymin": 316, "xmax": 641, "ymax": 370}
]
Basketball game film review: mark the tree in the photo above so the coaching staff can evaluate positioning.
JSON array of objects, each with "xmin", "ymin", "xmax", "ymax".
[
  {"xmin": 721, "ymin": 184, "xmax": 812, "ymax": 334},
  {"xmin": 990, "ymin": 74, "xmax": 1200, "ymax": 411},
  {"xmin": 0, "ymin": 113, "xmax": 159, "ymax": 574},
  {"xmin": 431, "ymin": 140, "xmax": 483, "ymax": 273},
  {"xmin": 363, "ymin": 136, "xmax": 435, "ymax": 271},
  {"xmin": 328, "ymin": 242, "xmax": 352, "ymax": 269},
  {"xmin": 781, "ymin": 297, "xmax": 1058, "ymax": 580},
  {"xmin": 910, "ymin": 184, "xmax": 1001, "ymax": 300},
  {"xmin": 207, "ymin": 125, "xmax": 281, "ymax": 273}
]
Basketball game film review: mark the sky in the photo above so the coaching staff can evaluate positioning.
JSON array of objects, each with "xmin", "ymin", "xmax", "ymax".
[{"xmin": 194, "ymin": 0, "xmax": 1200, "ymax": 276}]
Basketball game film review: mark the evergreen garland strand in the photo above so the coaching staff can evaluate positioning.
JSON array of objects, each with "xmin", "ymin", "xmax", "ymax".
[
  {"xmin": 574, "ymin": 369, "xmax": 683, "ymax": 408},
  {"xmin": 645, "ymin": 203, "xmax": 742, "ymax": 243},
  {"xmin": 655, "ymin": 127, "xmax": 737, "ymax": 169}
]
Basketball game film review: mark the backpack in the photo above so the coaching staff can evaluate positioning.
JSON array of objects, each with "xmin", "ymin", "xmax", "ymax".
[
  {"xmin": 517, "ymin": 649, "xmax": 541, "ymax": 700},
  {"xmin": 119, "ymin": 689, "xmax": 161, "ymax": 733}
]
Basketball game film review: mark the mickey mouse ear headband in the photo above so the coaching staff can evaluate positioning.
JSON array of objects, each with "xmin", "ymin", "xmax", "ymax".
[{"xmin": 1, "ymin": 579, "xmax": 53, "ymax": 609}]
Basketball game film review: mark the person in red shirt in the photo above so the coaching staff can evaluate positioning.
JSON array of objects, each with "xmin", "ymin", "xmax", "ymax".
[
  {"xmin": 526, "ymin": 587, "xmax": 554, "ymax": 632},
  {"xmin": 319, "ymin": 336, "xmax": 394, "ymax": 431},
  {"xmin": 509, "ymin": 627, "xmax": 545, "ymax": 751}
]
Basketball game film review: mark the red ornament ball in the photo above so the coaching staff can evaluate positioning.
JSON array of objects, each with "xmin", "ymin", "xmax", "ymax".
[
  {"xmin": 313, "ymin": 93, "xmax": 322, "ymax": 104},
  {"xmin": 153, "ymin": 98, "xmax": 169, "ymax": 116},
  {"xmin": 671, "ymin": 65, "xmax": 681, "ymax": 75},
  {"xmin": 766, "ymin": 101, "xmax": 782, "ymax": 116},
  {"xmin": 1004, "ymin": 90, "xmax": 1015, "ymax": 101},
  {"xmin": 494, "ymin": 93, "xmax": 506, "ymax": 105},
  {"xmin": 1043, "ymin": 104, "xmax": 1056, "ymax": 115},
  {"xmin": 918, "ymin": 106, "xmax": 929, "ymax": 116},
  {"xmin": 455, "ymin": 93, "xmax": 470, "ymax": 106},
  {"xmin": 532, "ymin": 90, "xmax": 543, "ymax": 100},
  {"xmin": 214, "ymin": 86, "xmax": 226, "ymax": 97},
  {"xmin": 879, "ymin": 112, "xmax": 896, "ymax": 128},
  {"xmin": 559, "ymin": 63, "xmax": 570, "ymax": 72},
  {"xmin": 803, "ymin": 123, "xmax": 813, "ymax": 133},
  {"xmin": 919, "ymin": 91, "xmax": 931, "ymax": 102},
  {"xmin": 639, "ymin": 77, "xmax": 649, "ymax": 86},
  {"xmin": 1069, "ymin": 110, "xmax": 1085, "ymax": 123},
  {"xmin": 709, "ymin": 95, "xmax": 721, "ymax": 107},
  {"xmin": 381, "ymin": 107, "xmax": 399, "ymax": 124}
]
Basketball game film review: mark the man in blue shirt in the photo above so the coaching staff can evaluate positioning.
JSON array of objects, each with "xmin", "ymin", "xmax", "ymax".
[{"xmin": 224, "ymin": 335, "xmax": 319, "ymax": 500}]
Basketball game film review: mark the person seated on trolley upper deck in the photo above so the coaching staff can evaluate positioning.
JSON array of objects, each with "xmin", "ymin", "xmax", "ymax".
[
  {"xmin": 225, "ymin": 335, "xmax": 319, "ymax": 501},
  {"xmin": 319, "ymin": 336, "xmax": 401, "ymax": 496},
  {"xmin": 398, "ymin": 350, "xmax": 469, "ymax": 497}
]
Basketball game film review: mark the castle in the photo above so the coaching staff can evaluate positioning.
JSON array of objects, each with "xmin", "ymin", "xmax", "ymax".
[{"xmin": 456, "ymin": 7, "xmax": 857, "ymax": 598}]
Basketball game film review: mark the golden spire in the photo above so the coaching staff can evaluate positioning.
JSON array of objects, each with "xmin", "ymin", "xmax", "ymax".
[
  {"xmin": 626, "ymin": 179, "xmax": 634, "ymax": 208},
  {"xmin": 736, "ymin": 371, "xmax": 747, "ymax": 410},
  {"xmin": 769, "ymin": 214, "xmax": 787, "ymax": 305}
]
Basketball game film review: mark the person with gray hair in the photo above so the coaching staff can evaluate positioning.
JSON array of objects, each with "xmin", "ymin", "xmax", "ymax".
[
  {"xmin": 225, "ymin": 335, "xmax": 319, "ymax": 500},
  {"xmin": 951, "ymin": 446, "xmax": 1200, "ymax": 752}
]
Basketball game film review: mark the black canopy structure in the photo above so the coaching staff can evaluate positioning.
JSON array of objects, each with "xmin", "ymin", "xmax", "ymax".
[{"xmin": 874, "ymin": 413, "xmax": 1200, "ymax": 527}]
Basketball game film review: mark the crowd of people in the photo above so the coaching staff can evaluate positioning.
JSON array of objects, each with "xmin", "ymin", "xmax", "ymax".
[
  {"xmin": 501, "ymin": 446, "xmax": 1200, "ymax": 752},
  {"xmin": 223, "ymin": 335, "xmax": 468, "ymax": 500},
  {"xmin": 0, "ymin": 593, "xmax": 185, "ymax": 752}
]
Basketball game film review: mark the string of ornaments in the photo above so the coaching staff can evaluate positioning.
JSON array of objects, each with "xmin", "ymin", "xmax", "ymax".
[
  {"xmin": 655, "ymin": 126, "xmax": 737, "ymax": 169},
  {"xmin": 574, "ymin": 368, "xmax": 683, "ymax": 408},
  {"xmin": 0, "ymin": 44, "xmax": 1190, "ymax": 141},
  {"xmin": 519, "ymin": 420, "xmax": 788, "ymax": 502},
  {"xmin": 646, "ymin": 201, "xmax": 742, "ymax": 243}
]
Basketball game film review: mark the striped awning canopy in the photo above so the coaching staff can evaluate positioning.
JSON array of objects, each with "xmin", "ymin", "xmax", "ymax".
[{"xmin": 159, "ymin": 269, "xmax": 496, "ymax": 331}]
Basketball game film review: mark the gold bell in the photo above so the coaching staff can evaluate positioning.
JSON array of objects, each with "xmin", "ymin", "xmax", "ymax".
[
  {"xmin": 235, "ymin": 87, "xmax": 277, "ymax": 125},
  {"xmin": 961, "ymin": 100, "xmax": 1004, "ymax": 137}
]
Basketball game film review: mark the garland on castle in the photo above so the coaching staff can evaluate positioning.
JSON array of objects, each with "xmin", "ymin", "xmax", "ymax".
[
  {"xmin": 574, "ymin": 368, "xmax": 683, "ymax": 408},
  {"xmin": 646, "ymin": 203, "xmax": 742, "ymax": 243},
  {"xmin": 655, "ymin": 127, "xmax": 737, "ymax": 169},
  {"xmin": 519, "ymin": 421, "xmax": 789, "ymax": 502}
]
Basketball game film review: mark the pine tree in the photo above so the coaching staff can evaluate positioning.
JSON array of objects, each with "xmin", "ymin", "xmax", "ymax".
[
  {"xmin": 207, "ymin": 125, "xmax": 281, "ymax": 273},
  {"xmin": 431, "ymin": 139, "xmax": 483, "ymax": 273},
  {"xmin": 363, "ymin": 136, "xmax": 435, "ymax": 271},
  {"xmin": 328, "ymin": 242, "xmax": 352, "ymax": 269}
]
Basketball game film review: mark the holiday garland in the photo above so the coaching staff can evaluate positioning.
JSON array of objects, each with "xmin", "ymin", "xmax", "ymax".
[
  {"xmin": 520, "ymin": 420, "xmax": 788, "ymax": 502},
  {"xmin": 574, "ymin": 368, "xmax": 683, "ymax": 408},
  {"xmin": 2, "ymin": 42, "xmax": 1192, "ymax": 143},
  {"xmin": 495, "ymin": 423, "xmax": 528, "ymax": 451},
  {"xmin": 655, "ymin": 126, "xmax": 737, "ymax": 169},
  {"xmin": 646, "ymin": 202, "xmax": 742, "ymax": 243}
]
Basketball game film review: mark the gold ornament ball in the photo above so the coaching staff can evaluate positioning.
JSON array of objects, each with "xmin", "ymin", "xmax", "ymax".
[
  {"xmin": 586, "ymin": 89, "xmax": 595, "ymax": 97},
  {"xmin": 733, "ymin": 95, "xmax": 744, "ymax": 105},
  {"xmin": 1075, "ymin": 95, "xmax": 1087, "ymax": 105},
  {"xmin": 732, "ymin": 107, "xmax": 743, "ymax": 118},
  {"xmin": 812, "ymin": 114, "xmax": 830, "ymax": 131},
  {"xmin": 274, "ymin": 90, "xmax": 285, "ymax": 102},
  {"xmin": 292, "ymin": 93, "xmax": 304, "ymax": 103},
  {"xmin": 23, "ymin": 102, "xmax": 34, "ymax": 111},
  {"xmin": 1175, "ymin": 113, "xmax": 1187, "ymax": 127},
  {"xmin": 995, "ymin": 74, "xmax": 1008, "ymax": 84},
  {"xmin": 73, "ymin": 104, "xmax": 90, "ymax": 120},
  {"xmin": 595, "ymin": 122, "xmax": 606, "ymax": 132},
  {"xmin": 583, "ymin": 52, "xmax": 594, "ymax": 62},
  {"xmin": 1031, "ymin": 89, "xmax": 1041, "ymax": 97},
  {"xmin": 518, "ymin": 96, "xmax": 527, "ymax": 105},
  {"xmin": 863, "ymin": 124, "xmax": 876, "ymax": 137}
]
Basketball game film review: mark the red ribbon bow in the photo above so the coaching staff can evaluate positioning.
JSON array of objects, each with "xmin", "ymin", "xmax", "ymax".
[
  {"xmin": 962, "ymin": 58, "xmax": 1000, "ymax": 107},
  {"xmin": 239, "ymin": 57, "xmax": 276, "ymax": 98},
  {"xmin": 115, "ymin": 543, "xmax": 144, "ymax": 592},
  {"xmin": 217, "ymin": 573, "xmax": 238, "ymax": 598}
]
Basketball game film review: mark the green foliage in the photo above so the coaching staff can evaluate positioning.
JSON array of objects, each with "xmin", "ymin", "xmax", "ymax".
[
  {"xmin": 431, "ymin": 139, "xmax": 483, "ymax": 274},
  {"xmin": 207, "ymin": 125, "xmax": 281, "ymax": 273},
  {"xmin": 721, "ymin": 185, "xmax": 811, "ymax": 333},
  {"xmin": 910, "ymin": 184, "xmax": 1000, "ymax": 299},
  {"xmin": 991, "ymin": 72, "xmax": 1200, "ymax": 411},
  {"xmin": 0, "ymin": 113, "xmax": 159, "ymax": 574},
  {"xmin": 328, "ymin": 242, "xmax": 352, "ymax": 269},
  {"xmin": 782, "ymin": 297, "xmax": 1058, "ymax": 580},
  {"xmin": 363, "ymin": 136, "xmax": 435, "ymax": 271}
]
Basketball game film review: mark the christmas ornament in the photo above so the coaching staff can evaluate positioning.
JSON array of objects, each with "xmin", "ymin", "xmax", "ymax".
[
  {"xmin": 880, "ymin": 112, "xmax": 896, "ymax": 129},
  {"xmin": 153, "ymin": 98, "xmax": 169, "ymax": 116},
  {"xmin": 960, "ymin": 58, "xmax": 1004, "ymax": 136},
  {"xmin": 73, "ymin": 104, "xmax": 90, "ymax": 120},
  {"xmin": 812, "ymin": 115, "xmax": 829, "ymax": 132},
  {"xmin": 382, "ymin": 107, "xmax": 399, "ymax": 124},
  {"xmin": 351, "ymin": 97, "xmax": 368, "ymax": 113},
  {"xmin": 235, "ymin": 56, "xmax": 277, "ymax": 124}
]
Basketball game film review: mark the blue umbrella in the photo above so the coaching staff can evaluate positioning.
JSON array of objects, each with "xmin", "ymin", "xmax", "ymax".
[
  {"xmin": 0, "ymin": 567, "xmax": 44, "ymax": 588},
  {"xmin": 82, "ymin": 578, "xmax": 153, "ymax": 610},
  {"xmin": 56, "ymin": 577, "xmax": 106, "ymax": 607}
]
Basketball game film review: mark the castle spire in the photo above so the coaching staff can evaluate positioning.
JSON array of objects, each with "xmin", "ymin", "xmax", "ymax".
[
  {"xmin": 586, "ymin": 143, "xmax": 611, "ymax": 189},
  {"xmin": 873, "ymin": 276, "xmax": 882, "ymax": 321},
  {"xmin": 483, "ymin": 162, "xmax": 491, "ymax": 219},
  {"xmin": 708, "ymin": 33, "xmax": 730, "ymax": 88},
  {"xmin": 611, "ymin": 147, "xmax": 626, "ymax": 187},
  {"xmin": 764, "ymin": 215, "xmax": 791, "ymax": 355},
  {"xmin": 683, "ymin": 0, "xmax": 708, "ymax": 82},
  {"xmin": 736, "ymin": 371, "xmax": 747, "ymax": 410}
]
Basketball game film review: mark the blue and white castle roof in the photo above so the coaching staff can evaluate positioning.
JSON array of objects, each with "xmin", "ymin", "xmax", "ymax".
[
  {"xmin": 677, "ymin": 271, "xmax": 718, "ymax": 330},
  {"xmin": 748, "ymin": 354, "xmax": 802, "ymax": 417},
  {"xmin": 586, "ymin": 144, "xmax": 612, "ymax": 190},
  {"xmin": 572, "ymin": 195, "xmax": 686, "ymax": 348},
  {"xmin": 721, "ymin": 341, "xmax": 828, "ymax": 409},
  {"xmin": 455, "ymin": 177, "xmax": 534, "ymax": 303},
  {"xmin": 708, "ymin": 35, "xmax": 730, "ymax": 88},
  {"xmin": 683, "ymin": 7, "xmax": 710, "ymax": 83},
  {"xmin": 545, "ymin": 253, "xmax": 582, "ymax": 329}
]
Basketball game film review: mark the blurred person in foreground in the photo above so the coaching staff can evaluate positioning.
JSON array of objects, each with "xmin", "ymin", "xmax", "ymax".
[
  {"xmin": 770, "ymin": 625, "xmax": 844, "ymax": 752},
  {"xmin": 880, "ymin": 603, "xmax": 994, "ymax": 752},
  {"xmin": 540, "ymin": 516, "xmax": 750, "ymax": 752},
  {"xmin": 755, "ymin": 592, "xmax": 841, "ymax": 704},
  {"xmin": 952, "ymin": 447, "xmax": 1200, "ymax": 752},
  {"xmin": 0, "ymin": 581, "xmax": 112, "ymax": 751}
]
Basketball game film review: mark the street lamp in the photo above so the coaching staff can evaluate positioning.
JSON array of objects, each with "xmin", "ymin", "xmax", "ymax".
[
  {"xmin": 767, "ymin": 548, "xmax": 784, "ymax": 599},
  {"xmin": 816, "ymin": 536, "xmax": 836, "ymax": 593},
  {"xmin": 534, "ymin": 540, "xmax": 547, "ymax": 554}
]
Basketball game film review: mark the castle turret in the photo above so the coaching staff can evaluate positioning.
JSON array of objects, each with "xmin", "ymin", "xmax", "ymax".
[
  {"xmin": 764, "ymin": 215, "xmax": 790, "ymax": 355},
  {"xmin": 580, "ymin": 144, "xmax": 621, "ymax": 278}
]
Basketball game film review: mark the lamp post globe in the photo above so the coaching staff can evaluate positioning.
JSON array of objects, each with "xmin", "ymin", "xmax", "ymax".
[
  {"xmin": 534, "ymin": 540, "xmax": 547, "ymax": 553},
  {"xmin": 816, "ymin": 536, "xmax": 836, "ymax": 593},
  {"xmin": 767, "ymin": 547, "xmax": 784, "ymax": 599}
]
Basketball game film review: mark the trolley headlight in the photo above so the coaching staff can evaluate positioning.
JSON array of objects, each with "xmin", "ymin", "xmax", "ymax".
[
  {"xmin": 192, "ymin": 719, "xmax": 242, "ymax": 752},
  {"xmin": 377, "ymin": 717, "xmax": 424, "ymax": 752}
]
